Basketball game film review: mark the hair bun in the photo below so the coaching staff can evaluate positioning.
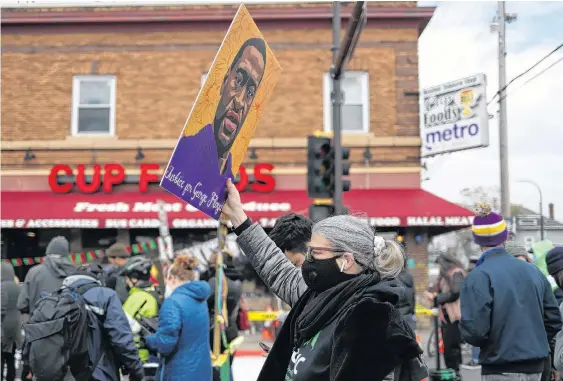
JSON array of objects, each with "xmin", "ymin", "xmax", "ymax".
[
  {"xmin": 173, "ymin": 254, "xmax": 199, "ymax": 271},
  {"xmin": 373, "ymin": 239, "xmax": 405, "ymax": 279}
]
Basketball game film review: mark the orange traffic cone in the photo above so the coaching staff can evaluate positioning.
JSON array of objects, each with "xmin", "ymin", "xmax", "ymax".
[
  {"xmin": 261, "ymin": 305, "xmax": 274, "ymax": 340},
  {"xmin": 261, "ymin": 326, "xmax": 274, "ymax": 341}
]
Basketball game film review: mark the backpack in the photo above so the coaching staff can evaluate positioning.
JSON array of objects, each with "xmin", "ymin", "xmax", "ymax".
[{"xmin": 23, "ymin": 283, "xmax": 101, "ymax": 381}]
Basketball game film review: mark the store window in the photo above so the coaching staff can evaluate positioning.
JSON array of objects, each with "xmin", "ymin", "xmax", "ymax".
[
  {"xmin": 71, "ymin": 75, "xmax": 116, "ymax": 136},
  {"xmin": 1, "ymin": 230, "xmax": 43, "ymax": 280},
  {"xmin": 323, "ymin": 71, "xmax": 370, "ymax": 133},
  {"xmin": 81, "ymin": 229, "xmax": 118, "ymax": 251}
]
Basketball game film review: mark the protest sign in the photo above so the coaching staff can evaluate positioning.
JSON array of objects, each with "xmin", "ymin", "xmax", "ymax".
[{"xmin": 160, "ymin": 4, "xmax": 281, "ymax": 220}]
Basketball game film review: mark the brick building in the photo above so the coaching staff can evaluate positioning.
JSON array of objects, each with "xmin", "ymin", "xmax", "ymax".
[{"xmin": 1, "ymin": 2, "xmax": 473, "ymax": 289}]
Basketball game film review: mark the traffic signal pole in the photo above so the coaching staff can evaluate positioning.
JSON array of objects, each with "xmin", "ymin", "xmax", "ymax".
[
  {"xmin": 331, "ymin": 2, "xmax": 366, "ymax": 214},
  {"xmin": 331, "ymin": 2, "xmax": 343, "ymax": 214}
]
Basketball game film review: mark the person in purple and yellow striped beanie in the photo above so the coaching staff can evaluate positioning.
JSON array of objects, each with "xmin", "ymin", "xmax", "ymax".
[
  {"xmin": 471, "ymin": 203, "xmax": 508, "ymax": 249},
  {"xmin": 460, "ymin": 203, "xmax": 562, "ymax": 380}
]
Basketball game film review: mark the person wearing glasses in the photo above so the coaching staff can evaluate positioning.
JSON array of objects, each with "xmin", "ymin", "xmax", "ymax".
[{"xmin": 222, "ymin": 179, "xmax": 427, "ymax": 381}]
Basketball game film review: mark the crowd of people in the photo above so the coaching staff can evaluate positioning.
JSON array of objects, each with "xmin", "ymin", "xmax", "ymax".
[
  {"xmin": 0, "ymin": 234, "xmax": 245, "ymax": 381},
  {"xmin": 1, "ymin": 178, "xmax": 563, "ymax": 381}
]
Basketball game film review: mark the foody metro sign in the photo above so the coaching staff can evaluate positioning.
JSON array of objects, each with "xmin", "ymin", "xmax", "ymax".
[
  {"xmin": 421, "ymin": 73, "xmax": 489, "ymax": 157},
  {"xmin": 48, "ymin": 163, "xmax": 276, "ymax": 194}
]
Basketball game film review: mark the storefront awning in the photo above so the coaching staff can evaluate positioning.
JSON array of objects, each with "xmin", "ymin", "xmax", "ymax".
[{"xmin": 0, "ymin": 189, "xmax": 474, "ymax": 229}]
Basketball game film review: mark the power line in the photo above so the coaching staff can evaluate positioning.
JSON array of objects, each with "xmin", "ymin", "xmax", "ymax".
[
  {"xmin": 488, "ymin": 42, "xmax": 563, "ymax": 106},
  {"xmin": 498, "ymin": 55, "xmax": 563, "ymax": 102}
]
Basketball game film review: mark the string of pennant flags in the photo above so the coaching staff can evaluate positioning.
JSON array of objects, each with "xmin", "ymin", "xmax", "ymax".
[{"xmin": 3, "ymin": 239, "xmax": 159, "ymax": 267}]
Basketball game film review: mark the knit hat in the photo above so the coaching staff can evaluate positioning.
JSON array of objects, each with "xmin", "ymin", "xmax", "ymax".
[
  {"xmin": 471, "ymin": 203, "xmax": 508, "ymax": 247},
  {"xmin": 546, "ymin": 246, "xmax": 563, "ymax": 276},
  {"xmin": 505, "ymin": 241, "xmax": 529, "ymax": 259},
  {"xmin": 107, "ymin": 243, "xmax": 130, "ymax": 258},
  {"xmin": 46, "ymin": 236, "xmax": 70, "ymax": 256}
]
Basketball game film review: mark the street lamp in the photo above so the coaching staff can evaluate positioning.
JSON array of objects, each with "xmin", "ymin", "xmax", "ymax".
[{"xmin": 517, "ymin": 180, "xmax": 544, "ymax": 240}]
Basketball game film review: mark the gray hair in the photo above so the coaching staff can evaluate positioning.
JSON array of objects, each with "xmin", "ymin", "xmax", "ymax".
[{"xmin": 312, "ymin": 215, "xmax": 405, "ymax": 279}]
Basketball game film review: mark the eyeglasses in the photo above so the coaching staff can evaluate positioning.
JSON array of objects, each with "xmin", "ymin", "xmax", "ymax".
[{"xmin": 305, "ymin": 246, "xmax": 347, "ymax": 262}]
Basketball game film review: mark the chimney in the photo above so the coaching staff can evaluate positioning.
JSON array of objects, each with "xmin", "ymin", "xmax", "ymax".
[{"xmin": 549, "ymin": 203, "xmax": 555, "ymax": 220}]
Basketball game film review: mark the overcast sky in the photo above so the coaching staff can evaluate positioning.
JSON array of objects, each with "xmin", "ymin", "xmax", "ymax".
[{"xmin": 418, "ymin": 1, "xmax": 563, "ymax": 220}]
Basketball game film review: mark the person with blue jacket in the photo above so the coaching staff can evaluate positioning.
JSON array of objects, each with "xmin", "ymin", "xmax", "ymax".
[
  {"xmin": 63, "ymin": 263, "xmax": 145, "ymax": 381},
  {"xmin": 146, "ymin": 254, "xmax": 212, "ymax": 381},
  {"xmin": 460, "ymin": 204, "xmax": 562, "ymax": 381}
]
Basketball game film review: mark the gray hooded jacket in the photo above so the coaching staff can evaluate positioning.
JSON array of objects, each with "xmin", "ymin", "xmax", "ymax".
[
  {"xmin": 1, "ymin": 263, "xmax": 22, "ymax": 352},
  {"xmin": 17, "ymin": 255, "xmax": 76, "ymax": 314}
]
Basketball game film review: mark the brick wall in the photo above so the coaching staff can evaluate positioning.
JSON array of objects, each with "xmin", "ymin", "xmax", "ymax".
[
  {"xmin": 405, "ymin": 229, "xmax": 429, "ymax": 298},
  {"xmin": 2, "ymin": 4, "xmax": 422, "ymax": 172}
]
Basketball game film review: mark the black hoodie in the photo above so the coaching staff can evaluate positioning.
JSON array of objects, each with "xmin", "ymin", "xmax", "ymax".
[
  {"xmin": 17, "ymin": 255, "xmax": 76, "ymax": 314},
  {"xmin": 396, "ymin": 270, "xmax": 416, "ymax": 318}
]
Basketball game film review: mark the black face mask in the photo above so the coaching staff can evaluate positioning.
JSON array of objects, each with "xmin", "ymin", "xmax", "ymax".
[{"xmin": 301, "ymin": 257, "xmax": 358, "ymax": 292}]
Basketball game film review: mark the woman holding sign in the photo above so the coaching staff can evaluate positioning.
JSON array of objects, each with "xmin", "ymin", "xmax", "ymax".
[{"xmin": 222, "ymin": 179, "xmax": 428, "ymax": 381}]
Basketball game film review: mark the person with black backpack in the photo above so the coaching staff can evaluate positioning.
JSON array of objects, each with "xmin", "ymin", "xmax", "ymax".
[
  {"xmin": 17, "ymin": 236, "xmax": 77, "ymax": 381},
  {"xmin": 23, "ymin": 263, "xmax": 145, "ymax": 381}
]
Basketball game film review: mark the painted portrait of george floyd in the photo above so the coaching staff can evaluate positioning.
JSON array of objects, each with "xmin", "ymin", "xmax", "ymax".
[{"xmin": 160, "ymin": 4, "xmax": 281, "ymax": 220}]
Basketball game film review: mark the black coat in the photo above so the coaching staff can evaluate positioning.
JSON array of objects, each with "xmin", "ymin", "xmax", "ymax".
[
  {"xmin": 259, "ymin": 278, "xmax": 427, "ymax": 381},
  {"xmin": 396, "ymin": 271, "xmax": 415, "ymax": 317}
]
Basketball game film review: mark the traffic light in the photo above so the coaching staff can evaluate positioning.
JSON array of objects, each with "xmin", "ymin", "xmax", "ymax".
[
  {"xmin": 307, "ymin": 136, "xmax": 332, "ymax": 199},
  {"xmin": 307, "ymin": 135, "xmax": 352, "ymax": 198},
  {"xmin": 341, "ymin": 147, "xmax": 351, "ymax": 192}
]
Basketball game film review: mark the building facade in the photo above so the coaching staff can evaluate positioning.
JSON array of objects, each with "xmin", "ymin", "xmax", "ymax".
[
  {"xmin": 511, "ymin": 204, "xmax": 563, "ymax": 248},
  {"xmin": 1, "ymin": 2, "xmax": 472, "ymax": 289}
]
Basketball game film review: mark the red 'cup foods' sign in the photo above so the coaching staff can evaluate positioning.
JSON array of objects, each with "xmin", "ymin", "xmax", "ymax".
[{"xmin": 49, "ymin": 163, "xmax": 275, "ymax": 194}]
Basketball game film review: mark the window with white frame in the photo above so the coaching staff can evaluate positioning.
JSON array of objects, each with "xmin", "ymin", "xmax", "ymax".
[
  {"xmin": 323, "ymin": 71, "xmax": 370, "ymax": 133},
  {"xmin": 71, "ymin": 75, "xmax": 116, "ymax": 136}
]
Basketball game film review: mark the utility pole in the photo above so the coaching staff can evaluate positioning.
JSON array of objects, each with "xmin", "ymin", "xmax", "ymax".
[
  {"xmin": 330, "ymin": 1, "xmax": 366, "ymax": 214},
  {"xmin": 493, "ymin": 1, "xmax": 516, "ymax": 218},
  {"xmin": 331, "ymin": 2, "xmax": 343, "ymax": 214},
  {"xmin": 498, "ymin": 1, "xmax": 510, "ymax": 218}
]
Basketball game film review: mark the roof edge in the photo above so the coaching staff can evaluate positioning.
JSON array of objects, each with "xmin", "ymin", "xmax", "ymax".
[{"xmin": 1, "ymin": 6, "xmax": 435, "ymax": 25}]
